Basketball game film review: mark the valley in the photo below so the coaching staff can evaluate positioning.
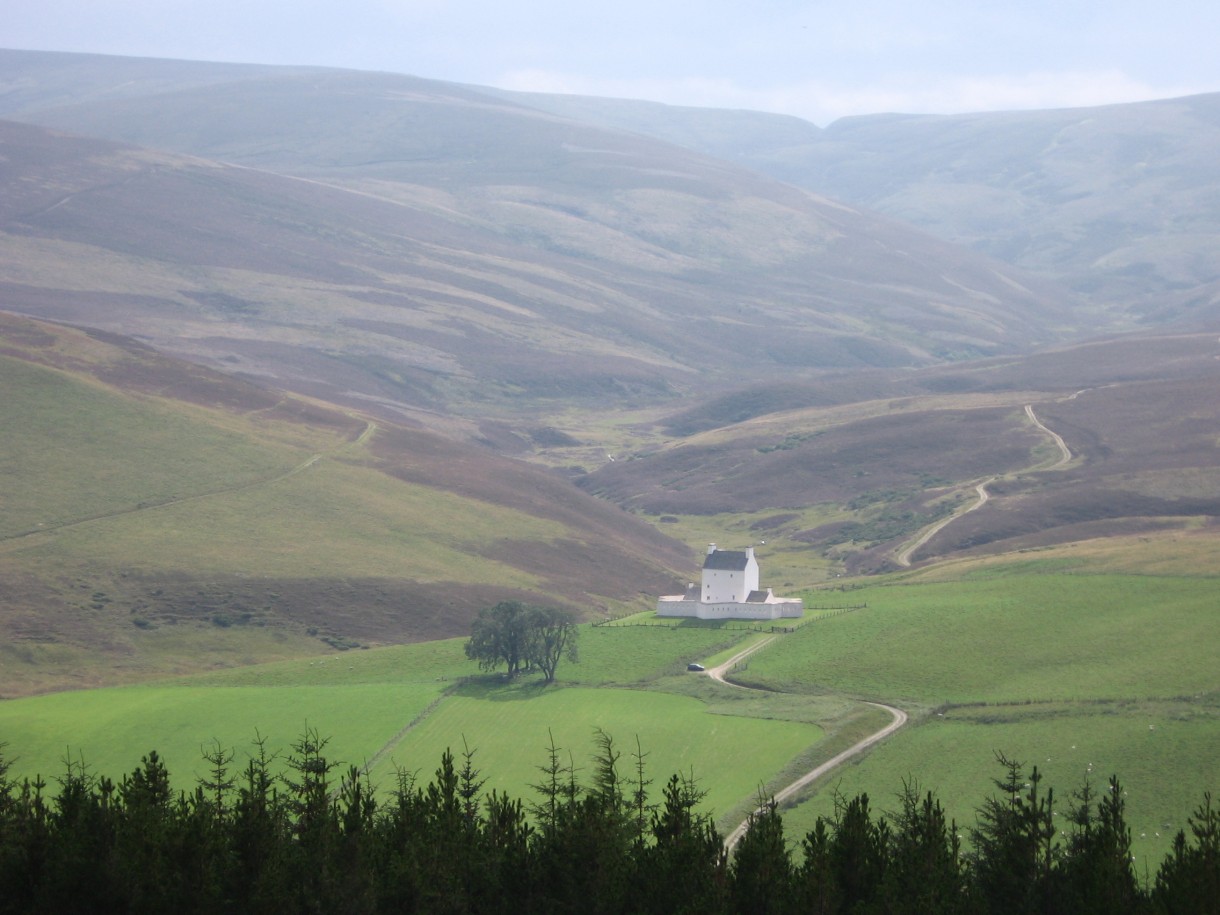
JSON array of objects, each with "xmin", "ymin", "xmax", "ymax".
[{"xmin": 0, "ymin": 49, "xmax": 1217, "ymax": 873}]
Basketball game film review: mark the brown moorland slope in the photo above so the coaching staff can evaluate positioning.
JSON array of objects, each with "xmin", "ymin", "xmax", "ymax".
[
  {"xmin": 915, "ymin": 373, "xmax": 1220, "ymax": 562},
  {"xmin": 0, "ymin": 50, "xmax": 1084, "ymax": 436},
  {"xmin": 577, "ymin": 333, "xmax": 1220, "ymax": 573}
]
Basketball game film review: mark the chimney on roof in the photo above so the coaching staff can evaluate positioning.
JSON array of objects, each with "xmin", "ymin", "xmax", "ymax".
[
  {"xmin": 746, "ymin": 545, "xmax": 755, "ymax": 559},
  {"xmin": 707, "ymin": 543, "xmax": 717, "ymax": 555}
]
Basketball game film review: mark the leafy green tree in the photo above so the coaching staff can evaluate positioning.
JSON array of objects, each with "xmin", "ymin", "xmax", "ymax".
[
  {"xmin": 464, "ymin": 600, "xmax": 533, "ymax": 678},
  {"xmin": 115, "ymin": 750, "xmax": 181, "ymax": 912},
  {"xmin": 528, "ymin": 730, "xmax": 579, "ymax": 836},
  {"xmin": 525, "ymin": 605, "xmax": 579, "ymax": 683},
  {"xmin": 40, "ymin": 753, "xmax": 121, "ymax": 912},
  {"xmin": 794, "ymin": 818, "xmax": 841, "ymax": 914},
  {"xmin": 480, "ymin": 789, "xmax": 535, "ymax": 911},
  {"xmin": 730, "ymin": 796, "xmax": 792, "ymax": 915},
  {"xmin": 533, "ymin": 729, "xmax": 635, "ymax": 913},
  {"xmin": 828, "ymin": 791, "xmax": 889, "ymax": 912},
  {"xmin": 883, "ymin": 782, "xmax": 968, "ymax": 914},
  {"xmin": 282, "ymin": 727, "xmax": 344, "ymax": 912},
  {"xmin": 1055, "ymin": 776, "xmax": 1141, "ymax": 914},
  {"xmin": 634, "ymin": 772, "xmax": 727, "ymax": 914},
  {"xmin": 465, "ymin": 600, "xmax": 579, "ymax": 682},
  {"xmin": 231, "ymin": 732, "xmax": 292, "ymax": 912}
]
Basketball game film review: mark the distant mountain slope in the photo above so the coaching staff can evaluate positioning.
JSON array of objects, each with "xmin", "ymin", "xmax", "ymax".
[
  {"xmin": 500, "ymin": 88, "xmax": 1220, "ymax": 326},
  {"xmin": 0, "ymin": 312, "xmax": 689, "ymax": 696},
  {"xmin": 0, "ymin": 51, "xmax": 1080, "ymax": 435}
]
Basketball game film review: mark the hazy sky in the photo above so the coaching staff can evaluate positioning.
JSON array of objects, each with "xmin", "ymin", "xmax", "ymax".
[{"xmin": 5, "ymin": 0, "xmax": 1219, "ymax": 125}]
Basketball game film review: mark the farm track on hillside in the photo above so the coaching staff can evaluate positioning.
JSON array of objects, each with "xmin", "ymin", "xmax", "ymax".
[
  {"xmin": 894, "ymin": 402, "xmax": 1073, "ymax": 567},
  {"xmin": 0, "ymin": 419, "xmax": 376, "ymax": 545},
  {"xmin": 708, "ymin": 638, "xmax": 908, "ymax": 851}
]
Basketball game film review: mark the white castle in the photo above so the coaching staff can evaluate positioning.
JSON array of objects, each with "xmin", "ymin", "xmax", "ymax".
[{"xmin": 657, "ymin": 544, "xmax": 804, "ymax": 620}]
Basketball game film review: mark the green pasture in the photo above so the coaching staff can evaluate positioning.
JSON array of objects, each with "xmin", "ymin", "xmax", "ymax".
[
  {"xmin": 0, "ymin": 682, "xmax": 447, "ymax": 787},
  {"xmin": 370, "ymin": 687, "xmax": 821, "ymax": 823},
  {"xmin": 748, "ymin": 573, "xmax": 1219, "ymax": 704},
  {"xmin": 3, "ymin": 565, "xmax": 1218, "ymax": 849},
  {"xmin": 180, "ymin": 637, "xmax": 473, "ymax": 688},
  {"xmin": 558, "ymin": 624, "xmax": 744, "ymax": 685},
  {"xmin": 0, "ymin": 624, "xmax": 771, "ymax": 800},
  {"xmin": 181, "ymin": 625, "xmax": 745, "ymax": 692},
  {"xmin": 747, "ymin": 569, "xmax": 1220, "ymax": 861},
  {"xmin": 778, "ymin": 697, "xmax": 1220, "ymax": 868}
]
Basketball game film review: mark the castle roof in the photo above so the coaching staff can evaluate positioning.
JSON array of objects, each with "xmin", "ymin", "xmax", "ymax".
[{"xmin": 702, "ymin": 549, "xmax": 751, "ymax": 571}]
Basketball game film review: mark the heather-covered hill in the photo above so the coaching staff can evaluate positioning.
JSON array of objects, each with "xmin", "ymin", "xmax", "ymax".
[
  {"xmin": 4, "ymin": 50, "xmax": 1217, "ymax": 597},
  {"xmin": 577, "ymin": 332, "xmax": 1220, "ymax": 573},
  {"xmin": 0, "ymin": 312, "xmax": 690, "ymax": 696},
  {"xmin": 509, "ymin": 88, "xmax": 1220, "ymax": 327},
  {"xmin": 0, "ymin": 51, "xmax": 1079, "ymax": 437}
]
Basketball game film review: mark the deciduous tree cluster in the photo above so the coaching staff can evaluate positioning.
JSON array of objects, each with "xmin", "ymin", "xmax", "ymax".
[
  {"xmin": 463, "ymin": 601, "xmax": 578, "ymax": 683},
  {"xmin": 0, "ymin": 738, "xmax": 1216, "ymax": 913}
]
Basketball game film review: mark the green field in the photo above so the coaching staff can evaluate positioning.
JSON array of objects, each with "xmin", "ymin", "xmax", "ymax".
[
  {"xmin": 2, "ymin": 563, "xmax": 1217, "ymax": 854},
  {"xmin": 777, "ymin": 697, "xmax": 1220, "ymax": 868},
  {"xmin": 0, "ymin": 682, "xmax": 446, "ymax": 786},
  {"xmin": 746, "ymin": 572, "xmax": 1220, "ymax": 704},
  {"xmin": 745, "ymin": 568, "xmax": 1220, "ymax": 860},
  {"xmin": 372, "ymin": 687, "xmax": 820, "ymax": 823},
  {"xmin": 0, "ymin": 625, "xmax": 828, "ymax": 827}
]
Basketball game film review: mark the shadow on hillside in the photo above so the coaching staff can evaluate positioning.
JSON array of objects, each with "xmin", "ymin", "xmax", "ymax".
[{"xmin": 450, "ymin": 674, "xmax": 561, "ymax": 702}]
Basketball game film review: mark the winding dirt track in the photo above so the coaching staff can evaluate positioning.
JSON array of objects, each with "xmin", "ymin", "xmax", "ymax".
[
  {"xmin": 708, "ymin": 638, "xmax": 908, "ymax": 851},
  {"xmin": 1025, "ymin": 404, "xmax": 1073, "ymax": 468},
  {"xmin": 894, "ymin": 403, "xmax": 1073, "ymax": 567},
  {"xmin": 894, "ymin": 477, "xmax": 993, "ymax": 568}
]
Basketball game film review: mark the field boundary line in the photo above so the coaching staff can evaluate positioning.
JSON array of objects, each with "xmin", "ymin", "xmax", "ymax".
[
  {"xmin": 359, "ymin": 681, "xmax": 462, "ymax": 778},
  {"xmin": 0, "ymin": 419, "xmax": 377, "ymax": 545}
]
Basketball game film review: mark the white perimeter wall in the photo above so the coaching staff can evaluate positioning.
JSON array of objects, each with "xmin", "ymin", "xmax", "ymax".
[{"xmin": 656, "ymin": 599, "xmax": 803, "ymax": 620}]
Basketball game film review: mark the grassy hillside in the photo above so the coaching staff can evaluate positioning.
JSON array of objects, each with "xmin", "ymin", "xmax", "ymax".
[{"xmin": 0, "ymin": 313, "xmax": 690, "ymax": 696}]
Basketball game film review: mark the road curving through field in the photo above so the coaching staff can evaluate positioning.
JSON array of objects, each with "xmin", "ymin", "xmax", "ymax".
[{"xmin": 708, "ymin": 637, "xmax": 908, "ymax": 852}]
